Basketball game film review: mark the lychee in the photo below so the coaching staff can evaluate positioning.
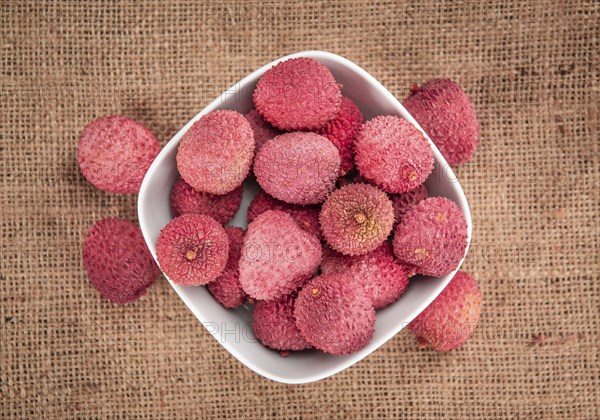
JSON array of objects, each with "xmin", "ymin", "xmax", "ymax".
[
  {"xmin": 247, "ymin": 191, "xmax": 322, "ymax": 239},
  {"xmin": 239, "ymin": 210, "xmax": 322, "ymax": 301},
  {"xmin": 294, "ymin": 273, "xmax": 375, "ymax": 355},
  {"xmin": 321, "ymin": 242, "xmax": 409, "ymax": 309},
  {"xmin": 320, "ymin": 183, "xmax": 394, "ymax": 256},
  {"xmin": 156, "ymin": 214, "xmax": 229, "ymax": 286},
  {"xmin": 244, "ymin": 109, "xmax": 281, "ymax": 152},
  {"xmin": 354, "ymin": 115, "xmax": 434, "ymax": 194},
  {"xmin": 82, "ymin": 218, "xmax": 159, "ymax": 304},
  {"xmin": 391, "ymin": 184, "xmax": 429, "ymax": 228},
  {"xmin": 170, "ymin": 177, "xmax": 243, "ymax": 224},
  {"xmin": 318, "ymin": 96, "xmax": 364, "ymax": 175},
  {"xmin": 409, "ymin": 270, "xmax": 481, "ymax": 351},
  {"xmin": 252, "ymin": 293, "xmax": 311, "ymax": 351},
  {"xmin": 77, "ymin": 116, "xmax": 160, "ymax": 194},
  {"xmin": 207, "ymin": 227, "xmax": 247, "ymax": 308},
  {"xmin": 253, "ymin": 132, "xmax": 340, "ymax": 205},
  {"xmin": 403, "ymin": 79, "xmax": 479, "ymax": 165},
  {"xmin": 176, "ymin": 110, "xmax": 254, "ymax": 195},
  {"xmin": 253, "ymin": 57, "xmax": 341, "ymax": 131},
  {"xmin": 393, "ymin": 197, "xmax": 468, "ymax": 277}
]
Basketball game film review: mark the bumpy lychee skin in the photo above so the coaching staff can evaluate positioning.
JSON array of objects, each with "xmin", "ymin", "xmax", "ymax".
[
  {"xmin": 409, "ymin": 270, "xmax": 481, "ymax": 352},
  {"xmin": 254, "ymin": 132, "xmax": 340, "ymax": 205},
  {"xmin": 318, "ymin": 96, "xmax": 365, "ymax": 175},
  {"xmin": 82, "ymin": 218, "xmax": 159, "ymax": 304},
  {"xmin": 320, "ymin": 183, "xmax": 394, "ymax": 256},
  {"xmin": 77, "ymin": 116, "xmax": 160, "ymax": 194},
  {"xmin": 294, "ymin": 273, "xmax": 375, "ymax": 355},
  {"xmin": 244, "ymin": 109, "xmax": 281, "ymax": 152},
  {"xmin": 321, "ymin": 242, "xmax": 409, "ymax": 309},
  {"xmin": 247, "ymin": 191, "xmax": 322, "ymax": 239},
  {"xmin": 252, "ymin": 293, "xmax": 311, "ymax": 351},
  {"xmin": 176, "ymin": 110, "xmax": 254, "ymax": 195},
  {"xmin": 391, "ymin": 184, "xmax": 429, "ymax": 229},
  {"xmin": 393, "ymin": 197, "xmax": 468, "ymax": 277},
  {"xmin": 253, "ymin": 57, "xmax": 342, "ymax": 131},
  {"xmin": 403, "ymin": 79, "xmax": 479, "ymax": 165},
  {"xmin": 156, "ymin": 214, "xmax": 229, "ymax": 286},
  {"xmin": 207, "ymin": 227, "xmax": 246, "ymax": 308},
  {"xmin": 239, "ymin": 210, "xmax": 322, "ymax": 301},
  {"xmin": 354, "ymin": 115, "xmax": 434, "ymax": 194},
  {"xmin": 170, "ymin": 178, "xmax": 243, "ymax": 224}
]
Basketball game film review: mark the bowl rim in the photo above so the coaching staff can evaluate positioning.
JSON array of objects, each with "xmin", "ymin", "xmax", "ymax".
[{"xmin": 138, "ymin": 50, "xmax": 472, "ymax": 384}]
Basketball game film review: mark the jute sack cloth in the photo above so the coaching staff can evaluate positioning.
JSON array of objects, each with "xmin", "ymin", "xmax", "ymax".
[{"xmin": 1, "ymin": 1, "xmax": 598, "ymax": 418}]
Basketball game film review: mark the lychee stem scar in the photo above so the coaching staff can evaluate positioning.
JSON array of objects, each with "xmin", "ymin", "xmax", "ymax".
[{"xmin": 354, "ymin": 213, "xmax": 366, "ymax": 224}]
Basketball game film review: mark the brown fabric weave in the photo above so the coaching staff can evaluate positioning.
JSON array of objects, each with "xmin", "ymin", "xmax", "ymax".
[{"xmin": 1, "ymin": 1, "xmax": 598, "ymax": 418}]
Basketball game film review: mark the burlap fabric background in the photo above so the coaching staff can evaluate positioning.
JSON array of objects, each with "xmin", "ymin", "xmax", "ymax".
[{"xmin": 1, "ymin": 0, "xmax": 598, "ymax": 418}]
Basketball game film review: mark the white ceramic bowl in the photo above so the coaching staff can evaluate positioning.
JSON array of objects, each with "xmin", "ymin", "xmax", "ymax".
[{"xmin": 138, "ymin": 51, "xmax": 472, "ymax": 384}]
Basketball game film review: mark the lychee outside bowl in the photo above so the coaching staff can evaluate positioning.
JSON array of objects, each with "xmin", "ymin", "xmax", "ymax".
[{"xmin": 138, "ymin": 51, "xmax": 472, "ymax": 384}]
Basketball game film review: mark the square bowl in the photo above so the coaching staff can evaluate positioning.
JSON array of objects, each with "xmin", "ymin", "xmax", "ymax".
[{"xmin": 138, "ymin": 51, "xmax": 472, "ymax": 384}]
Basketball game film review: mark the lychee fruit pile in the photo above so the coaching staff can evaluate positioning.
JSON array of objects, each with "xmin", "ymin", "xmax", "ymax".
[{"xmin": 78, "ymin": 57, "xmax": 482, "ymax": 356}]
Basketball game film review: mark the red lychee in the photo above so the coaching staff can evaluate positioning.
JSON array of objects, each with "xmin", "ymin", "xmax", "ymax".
[
  {"xmin": 252, "ymin": 292, "xmax": 311, "ymax": 351},
  {"xmin": 393, "ymin": 197, "xmax": 468, "ymax": 277},
  {"xmin": 239, "ymin": 210, "xmax": 322, "ymax": 301},
  {"xmin": 207, "ymin": 227, "xmax": 247, "ymax": 308},
  {"xmin": 176, "ymin": 110, "xmax": 254, "ymax": 195},
  {"xmin": 294, "ymin": 273, "xmax": 375, "ymax": 355},
  {"xmin": 321, "ymin": 242, "xmax": 409, "ymax": 309},
  {"xmin": 82, "ymin": 218, "xmax": 159, "ymax": 304},
  {"xmin": 77, "ymin": 116, "xmax": 160, "ymax": 194},
  {"xmin": 403, "ymin": 79, "xmax": 479, "ymax": 165},
  {"xmin": 318, "ymin": 96, "xmax": 364, "ymax": 175},
  {"xmin": 253, "ymin": 57, "xmax": 341, "ymax": 131},
  {"xmin": 354, "ymin": 115, "xmax": 434, "ymax": 194},
  {"xmin": 156, "ymin": 214, "xmax": 229, "ymax": 286},
  {"xmin": 320, "ymin": 183, "xmax": 394, "ymax": 256},
  {"xmin": 409, "ymin": 270, "xmax": 481, "ymax": 351},
  {"xmin": 253, "ymin": 132, "xmax": 340, "ymax": 205}
]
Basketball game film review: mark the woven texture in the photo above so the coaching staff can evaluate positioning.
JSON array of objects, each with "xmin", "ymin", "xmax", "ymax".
[{"xmin": 1, "ymin": 0, "xmax": 599, "ymax": 418}]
